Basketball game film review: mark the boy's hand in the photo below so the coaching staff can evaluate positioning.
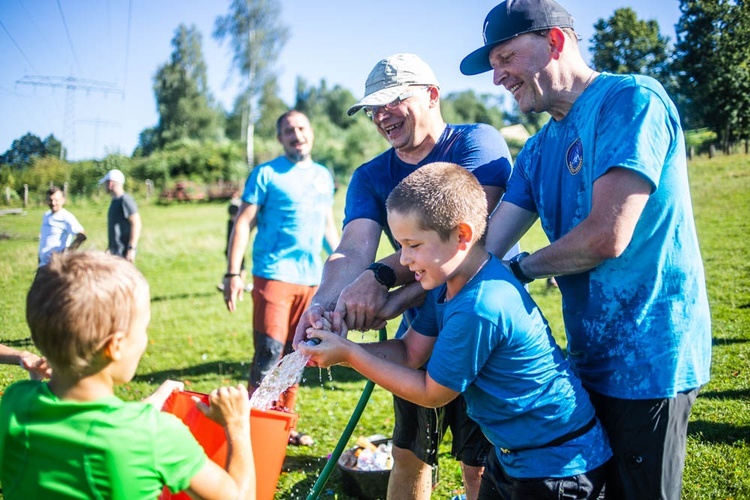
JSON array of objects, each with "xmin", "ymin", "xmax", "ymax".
[
  {"xmin": 197, "ymin": 384, "xmax": 251, "ymax": 428},
  {"xmin": 296, "ymin": 329, "xmax": 355, "ymax": 368}
]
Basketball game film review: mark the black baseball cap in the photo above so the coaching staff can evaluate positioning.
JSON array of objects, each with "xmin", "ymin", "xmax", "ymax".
[{"xmin": 460, "ymin": 0, "xmax": 575, "ymax": 76}]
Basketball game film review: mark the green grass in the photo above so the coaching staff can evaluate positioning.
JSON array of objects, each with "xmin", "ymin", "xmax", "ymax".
[{"xmin": 0, "ymin": 154, "xmax": 748, "ymax": 499}]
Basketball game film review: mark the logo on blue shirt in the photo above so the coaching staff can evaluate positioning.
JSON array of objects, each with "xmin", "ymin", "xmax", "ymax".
[{"xmin": 566, "ymin": 138, "xmax": 584, "ymax": 175}]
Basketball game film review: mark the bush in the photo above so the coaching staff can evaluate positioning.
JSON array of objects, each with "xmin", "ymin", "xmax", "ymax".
[{"xmin": 686, "ymin": 128, "xmax": 718, "ymax": 155}]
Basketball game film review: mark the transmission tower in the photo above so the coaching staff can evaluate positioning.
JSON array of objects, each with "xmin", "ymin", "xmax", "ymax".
[{"xmin": 15, "ymin": 75, "xmax": 124, "ymax": 159}]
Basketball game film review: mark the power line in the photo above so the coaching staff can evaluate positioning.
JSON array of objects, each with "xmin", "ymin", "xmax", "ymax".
[
  {"xmin": 0, "ymin": 18, "xmax": 39, "ymax": 73},
  {"xmin": 55, "ymin": 0, "xmax": 83, "ymax": 76},
  {"xmin": 16, "ymin": 75, "xmax": 124, "ymax": 159}
]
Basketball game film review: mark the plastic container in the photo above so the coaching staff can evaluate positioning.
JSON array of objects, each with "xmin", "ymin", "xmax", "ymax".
[
  {"xmin": 159, "ymin": 389, "xmax": 297, "ymax": 500},
  {"xmin": 337, "ymin": 437, "xmax": 392, "ymax": 499}
]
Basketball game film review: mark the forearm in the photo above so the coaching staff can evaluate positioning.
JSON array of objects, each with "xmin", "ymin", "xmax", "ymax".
[
  {"xmin": 314, "ymin": 248, "xmax": 374, "ymax": 310},
  {"xmin": 226, "ymin": 224, "xmax": 250, "ymax": 275},
  {"xmin": 224, "ymin": 420, "xmax": 255, "ymax": 500},
  {"xmin": 129, "ymin": 215, "xmax": 142, "ymax": 249},
  {"xmin": 68, "ymin": 232, "xmax": 87, "ymax": 250},
  {"xmin": 347, "ymin": 344, "xmax": 447, "ymax": 408}
]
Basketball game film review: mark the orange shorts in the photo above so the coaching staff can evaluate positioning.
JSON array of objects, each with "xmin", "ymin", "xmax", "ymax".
[{"xmin": 251, "ymin": 276, "xmax": 317, "ymax": 349}]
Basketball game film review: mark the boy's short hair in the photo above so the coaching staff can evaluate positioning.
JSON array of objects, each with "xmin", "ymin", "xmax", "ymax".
[
  {"xmin": 386, "ymin": 162, "xmax": 488, "ymax": 242},
  {"xmin": 46, "ymin": 186, "xmax": 62, "ymax": 198},
  {"xmin": 26, "ymin": 251, "xmax": 149, "ymax": 376}
]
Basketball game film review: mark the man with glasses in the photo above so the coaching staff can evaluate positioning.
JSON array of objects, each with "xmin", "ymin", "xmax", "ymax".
[{"xmin": 294, "ymin": 53, "xmax": 515, "ymax": 500}]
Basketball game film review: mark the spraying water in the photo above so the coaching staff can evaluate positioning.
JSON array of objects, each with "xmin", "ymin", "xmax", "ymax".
[{"xmin": 250, "ymin": 349, "xmax": 311, "ymax": 411}]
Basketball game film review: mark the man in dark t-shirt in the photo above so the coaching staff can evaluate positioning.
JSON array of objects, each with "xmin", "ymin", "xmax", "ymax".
[{"xmin": 99, "ymin": 169, "xmax": 141, "ymax": 263}]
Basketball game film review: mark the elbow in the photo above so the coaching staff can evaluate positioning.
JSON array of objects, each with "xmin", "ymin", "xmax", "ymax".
[{"xmin": 590, "ymin": 235, "xmax": 630, "ymax": 261}]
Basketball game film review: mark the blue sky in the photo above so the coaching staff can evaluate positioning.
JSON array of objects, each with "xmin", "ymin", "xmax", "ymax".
[{"xmin": 1, "ymin": 0, "xmax": 681, "ymax": 161}]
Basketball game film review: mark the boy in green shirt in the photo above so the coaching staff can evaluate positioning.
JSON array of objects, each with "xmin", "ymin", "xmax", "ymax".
[{"xmin": 0, "ymin": 251, "xmax": 255, "ymax": 499}]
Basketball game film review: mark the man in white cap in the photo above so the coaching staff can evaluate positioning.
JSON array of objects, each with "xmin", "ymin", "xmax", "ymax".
[
  {"xmin": 460, "ymin": 1, "xmax": 711, "ymax": 498},
  {"xmin": 99, "ymin": 169, "xmax": 141, "ymax": 263},
  {"xmin": 294, "ymin": 53, "xmax": 516, "ymax": 500}
]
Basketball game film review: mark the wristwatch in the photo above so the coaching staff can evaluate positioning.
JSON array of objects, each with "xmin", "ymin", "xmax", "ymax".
[
  {"xmin": 367, "ymin": 263, "xmax": 397, "ymax": 289},
  {"xmin": 508, "ymin": 252, "xmax": 534, "ymax": 284}
]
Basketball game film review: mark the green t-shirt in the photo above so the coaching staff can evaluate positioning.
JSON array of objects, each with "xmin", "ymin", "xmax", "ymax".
[{"xmin": 0, "ymin": 380, "xmax": 206, "ymax": 499}]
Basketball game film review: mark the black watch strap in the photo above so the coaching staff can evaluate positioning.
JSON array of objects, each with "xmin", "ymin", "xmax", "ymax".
[
  {"xmin": 367, "ymin": 263, "xmax": 397, "ymax": 289},
  {"xmin": 509, "ymin": 252, "xmax": 534, "ymax": 284}
]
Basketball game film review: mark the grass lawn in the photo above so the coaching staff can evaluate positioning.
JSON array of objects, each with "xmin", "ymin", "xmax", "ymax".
[{"xmin": 0, "ymin": 153, "xmax": 748, "ymax": 499}]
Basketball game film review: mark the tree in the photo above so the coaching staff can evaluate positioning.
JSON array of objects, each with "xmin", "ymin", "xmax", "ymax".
[
  {"xmin": 440, "ymin": 90, "xmax": 508, "ymax": 130},
  {"xmin": 673, "ymin": 0, "xmax": 750, "ymax": 149},
  {"xmin": 590, "ymin": 8, "xmax": 671, "ymax": 81},
  {"xmin": 153, "ymin": 24, "xmax": 224, "ymax": 149},
  {"xmin": 0, "ymin": 133, "xmax": 48, "ymax": 169},
  {"xmin": 43, "ymin": 134, "xmax": 63, "ymax": 160},
  {"xmin": 213, "ymin": 0, "xmax": 289, "ymax": 166}
]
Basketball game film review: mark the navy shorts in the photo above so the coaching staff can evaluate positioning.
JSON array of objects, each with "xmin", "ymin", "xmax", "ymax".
[{"xmin": 391, "ymin": 392, "xmax": 490, "ymax": 467}]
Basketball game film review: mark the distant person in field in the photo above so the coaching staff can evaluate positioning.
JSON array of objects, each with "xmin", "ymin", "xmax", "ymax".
[
  {"xmin": 100, "ymin": 169, "xmax": 141, "ymax": 263},
  {"xmin": 38, "ymin": 186, "xmax": 86, "ymax": 267},
  {"xmin": 223, "ymin": 110, "xmax": 339, "ymax": 447},
  {"xmin": 0, "ymin": 251, "xmax": 255, "ymax": 499}
]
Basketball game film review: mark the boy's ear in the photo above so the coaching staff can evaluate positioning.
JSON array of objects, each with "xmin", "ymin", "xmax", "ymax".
[
  {"xmin": 456, "ymin": 222, "xmax": 475, "ymax": 248},
  {"xmin": 103, "ymin": 332, "xmax": 126, "ymax": 361}
]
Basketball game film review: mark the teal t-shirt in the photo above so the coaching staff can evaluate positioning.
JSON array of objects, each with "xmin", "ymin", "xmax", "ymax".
[
  {"xmin": 0, "ymin": 380, "xmax": 206, "ymax": 499},
  {"xmin": 503, "ymin": 73, "xmax": 711, "ymax": 399},
  {"xmin": 242, "ymin": 156, "xmax": 335, "ymax": 286}
]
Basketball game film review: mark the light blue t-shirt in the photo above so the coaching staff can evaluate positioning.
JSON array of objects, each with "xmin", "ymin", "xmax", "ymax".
[
  {"xmin": 413, "ymin": 257, "xmax": 611, "ymax": 479},
  {"xmin": 242, "ymin": 156, "xmax": 335, "ymax": 286},
  {"xmin": 503, "ymin": 73, "xmax": 712, "ymax": 399}
]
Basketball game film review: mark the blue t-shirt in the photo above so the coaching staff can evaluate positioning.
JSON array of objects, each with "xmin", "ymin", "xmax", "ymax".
[
  {"xmin": 344, "ymin": 123, "xmax": 512, "ymax": 337},
  {"xmin": 503, "ymin": 73, "xmax": 712, "ymax": 399},
  {"xmin": 242, "ymin": 156, "xmax": 335, "ymax": 286},
  {"xmin": 344, "ymin": 123, "xmax": 512, "ymax": 249},
  {"xmin": 413, "ymin": 257, "xmax": 611, "ymax": 479}
]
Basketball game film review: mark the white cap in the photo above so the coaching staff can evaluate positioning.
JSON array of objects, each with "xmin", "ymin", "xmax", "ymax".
[
  {"xmin": 347, "ymin": 53, "xmax": 440, "ymax": 116},
  {"xmin": 99, "ymin": 169, "xmax": 125, "ymax": 185}
]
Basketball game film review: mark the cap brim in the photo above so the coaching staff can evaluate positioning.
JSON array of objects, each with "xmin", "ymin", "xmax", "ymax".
[
  {"xmin": 347, "ymin": 85, "xmax": 410, "ymax": 116},
  {"xmin": 460, "ymin": 44, "xmax": 500, "ymax": 76},
  {"xmin": 98, "ymin": 177, "xmax": 108, "ymax": 184}
]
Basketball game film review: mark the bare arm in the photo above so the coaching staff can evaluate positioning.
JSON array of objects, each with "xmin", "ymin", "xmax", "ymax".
[
  {"xmin": 323, "ymin": 207, "xmax": 340, "ymax": 254},
  {"xmin": 0, "ymin": 344, "xmax": 51, "ymax": 380},
  {"xmin": 298, "ymin": 329, "xmax": 457, "ymax": 408},
  {"xmin": 500, "ymin": 168, "xmax": 652, "ymax": 279},
  {"xmin": 68, "ymin": 231, "xmax": 87, "ymax": 251},
  {"xmin": 190, "ymin": 384, "xmax": 255, "ymax": 500},
  {"xmin": 224, "ymin": 202, "xmax": 258, "ymax": 312},
  {"xmin": 292, "ymin": 218, "xmax": 381, "ymax": 348},
  {"xmin": 126, "ymin": 212, "xmax": 142, "ymax": 263}
]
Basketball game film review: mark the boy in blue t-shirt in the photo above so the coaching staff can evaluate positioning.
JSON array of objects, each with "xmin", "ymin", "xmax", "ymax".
[
  {"xmin": 299, "ymin": 162, "xmax": 611, "ymax": 499},
  {"xmin": 0, "ymin": 251, "xmax": 255, "ymax": 500}
]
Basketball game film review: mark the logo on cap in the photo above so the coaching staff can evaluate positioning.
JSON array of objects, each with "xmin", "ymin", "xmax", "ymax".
[{"xmin": 566, "ymin": 138, "xmax": 583, "ymax": 175}]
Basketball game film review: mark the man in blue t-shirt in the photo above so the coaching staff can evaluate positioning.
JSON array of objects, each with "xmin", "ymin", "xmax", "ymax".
[
  {"xmin": 224, "ymin": 110, "xmax": 340, "ymax": 447},
  {"xmin": 460, "ymin": 1, "xmax": 712, "ymax": 498},
  {"xmin": 293, "ymin": 54, "xmax": 515, "ymax": 500}
]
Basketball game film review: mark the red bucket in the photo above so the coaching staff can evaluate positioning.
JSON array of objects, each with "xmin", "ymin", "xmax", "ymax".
[{"xmin": 159, "ymin": 389, "xmax": 297, "ymax": 500}]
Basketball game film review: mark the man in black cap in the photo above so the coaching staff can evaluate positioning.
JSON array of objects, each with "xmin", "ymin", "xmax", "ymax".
[{"xmin": 461, "ymin": 1, "xmax": 711, "ymax": 499}]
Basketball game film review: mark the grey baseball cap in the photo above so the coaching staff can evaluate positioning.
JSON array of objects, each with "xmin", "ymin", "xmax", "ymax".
[
  {"xmin": 347, "ymin": 53, "xmax": 440, "ymax": 116},
  {"xmin": 99, "ymin": 169, "xmax": 125, "ymax": 185},
  {"xmin": 460, "ymin": 0, "xmax": 575, "ymax": 76}
]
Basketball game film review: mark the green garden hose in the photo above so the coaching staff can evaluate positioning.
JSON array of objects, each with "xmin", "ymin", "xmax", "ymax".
[{"xmin": 306, "ymin": 327, "xmax": 388, "ymax": 500}]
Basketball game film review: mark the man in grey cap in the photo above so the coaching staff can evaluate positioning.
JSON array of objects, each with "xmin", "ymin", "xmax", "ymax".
[
  {"xmin": 461, "ymin": 1, "xmax": 711, "ymax": 498},
  {"xmin": 100, "ymin": 169, "xmax": 141, "ymax": 263},
  {"xmin": 294, "ymin": 53, "xmax": 515, "ymax": 500}
]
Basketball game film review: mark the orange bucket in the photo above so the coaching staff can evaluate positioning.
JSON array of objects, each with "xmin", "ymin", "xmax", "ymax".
[{"xmin": 159, "ymin": 389, "xmax": 297, "ymax": 500}]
